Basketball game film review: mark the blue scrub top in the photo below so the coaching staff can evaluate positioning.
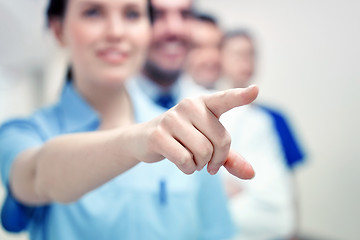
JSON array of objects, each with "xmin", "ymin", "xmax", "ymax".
[{"xmin": 0, "ymin": 81, "xmax": 234, "ymax": 240}]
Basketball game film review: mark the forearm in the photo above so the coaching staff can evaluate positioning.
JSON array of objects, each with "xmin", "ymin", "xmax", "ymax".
[{"xmin": 10, "ymin": 128, "xmax": 140, "ymax": 205}]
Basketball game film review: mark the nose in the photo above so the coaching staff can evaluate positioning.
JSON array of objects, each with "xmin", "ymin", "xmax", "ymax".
[
  {"xmin": 206, "ymin": 48, "xmax": 221, "ymax": 62},
  {"xmin": 164, "ymin": 13, "xmax": 187, "ymax": 37},
  {"xmin": 105, "ymin": 14, "xmax": 125, "ymax": 42}
]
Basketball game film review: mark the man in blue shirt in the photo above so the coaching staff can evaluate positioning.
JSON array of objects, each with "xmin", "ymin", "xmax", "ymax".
[{"xmin": 139, "ymin": 0, "xmax": 196, "ymax": 109}]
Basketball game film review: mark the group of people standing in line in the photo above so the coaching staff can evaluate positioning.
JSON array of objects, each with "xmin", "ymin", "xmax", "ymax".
[
  {"xmin": 0, "ymin": 0, "xmax": 304, "ymax": 239},
  {"xmin": 185, "ymin": 11, "xmax": 305, "ymax": 240}
]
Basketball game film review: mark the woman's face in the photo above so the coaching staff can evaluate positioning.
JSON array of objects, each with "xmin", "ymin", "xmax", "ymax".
[{"xmin": 56, "ymin": 0, "xmax": 151, "ymax": 87}]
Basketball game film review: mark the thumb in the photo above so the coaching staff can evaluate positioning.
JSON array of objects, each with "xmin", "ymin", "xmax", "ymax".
[
  {"xmin": 223, "ymin": 150, "xmax": 255, "ymax": 180},
  {"xmin": 203, "ymin": 85, "xmax": 259, "ymax": 118}
]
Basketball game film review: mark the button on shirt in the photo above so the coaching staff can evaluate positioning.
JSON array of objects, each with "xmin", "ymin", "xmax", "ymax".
[{"xmin": 0, "ymin": 81, "xmax": 234, "ymax": 240}]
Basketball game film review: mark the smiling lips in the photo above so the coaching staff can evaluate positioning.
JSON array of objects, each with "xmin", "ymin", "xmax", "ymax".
[
  {"xmin": 97, "ymin": 48, "xmax": 129, "ymax": 65},
  {"xmin": 158, "ymin": 40, "xmax": 187, "ymax": 58}
]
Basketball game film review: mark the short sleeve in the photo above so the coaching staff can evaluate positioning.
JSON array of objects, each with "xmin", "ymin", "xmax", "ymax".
[
  {"xmin": 258, "ymin": 105, "xmax": 306, "ymax": 169},
  {"xmin": 0, "ymin": 119, "xmax": 44, "ymax": 187},
  {"xmin": 197, "ymin": 172, "xmax": 235, "ymax": 240}
]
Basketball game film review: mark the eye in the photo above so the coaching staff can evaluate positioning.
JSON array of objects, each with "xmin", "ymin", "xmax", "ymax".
[
  {"xmin": 83, "ymin": 7, "xmax": 101, "ymax": 18},
  {"xmin": 153, "ymin": 9, "xmax": 164, "ymax": 20},
  {"xmin": 181, "ymin": 10, "xmax": 193, "ymax": 20},
  {"xmin": 125, "ymin": 9, "xmax": 140, "ymax": 20}
]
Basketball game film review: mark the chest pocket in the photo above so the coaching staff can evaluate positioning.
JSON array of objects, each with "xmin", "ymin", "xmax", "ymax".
[{"xmin": 65, "ymin": 161, "xmax": 202, "ymax": 240}]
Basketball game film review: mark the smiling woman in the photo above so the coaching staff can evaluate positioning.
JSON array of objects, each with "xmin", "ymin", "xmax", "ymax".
[
  {"xmin": 50, "ymin": 0, "xmax": 151, "ymax": 89},
  {"xmin": 0, "ymin": 0, "xmax": 258, "ymax": 239}
]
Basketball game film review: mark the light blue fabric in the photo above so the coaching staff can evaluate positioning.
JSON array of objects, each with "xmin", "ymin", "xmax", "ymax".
[{"xmin": 0, "ymin": 81, "xmax": 234, "ymax": 240}]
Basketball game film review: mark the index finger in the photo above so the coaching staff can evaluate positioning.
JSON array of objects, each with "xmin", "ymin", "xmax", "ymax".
[{"xmin": 203, "ymin": 85, "xmax": 259, "ymax": 118}]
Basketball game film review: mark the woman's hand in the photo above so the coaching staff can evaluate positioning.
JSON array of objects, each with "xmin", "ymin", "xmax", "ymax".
[{"xmin": 131, "ymin": 85, "xmax": 259, "ymax": 179}]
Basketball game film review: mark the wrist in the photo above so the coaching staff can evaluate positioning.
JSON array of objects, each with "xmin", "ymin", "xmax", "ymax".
[{"xmin": 109, "ymin": 127, "xmax": 141, "ymax": 169}]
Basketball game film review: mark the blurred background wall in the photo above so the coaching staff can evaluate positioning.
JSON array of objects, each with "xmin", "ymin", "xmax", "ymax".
[
  {"xmin": 1, "ymin": 0, "xmax": 359, "ymax": 239},
  {"xmin": 0, "ymin": 1, "xmax": 65, "ymax": 239}
]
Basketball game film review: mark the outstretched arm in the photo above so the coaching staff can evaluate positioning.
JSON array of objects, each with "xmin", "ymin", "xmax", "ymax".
[{"xmin": 9, "ymin": 85, "xmax": 258, "ymax": 206}]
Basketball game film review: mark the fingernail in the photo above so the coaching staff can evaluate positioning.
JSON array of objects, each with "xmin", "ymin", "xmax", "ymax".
[{"xmin": 208, "ymin": 168, "xmax": 218, "ymax": 175}]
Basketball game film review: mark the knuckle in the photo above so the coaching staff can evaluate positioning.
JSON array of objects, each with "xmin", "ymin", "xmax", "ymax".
[
  {"xmin": 218, "ymin": 131, "xmax": 231, "ymax": 150},
  {"xmin": 177, "ymin": 152, "xmax": 195, "ymax": 174},
  {"xmin": 223, "ymin": 131, "xmax": 232, "ymax": 148},
  {"xmin": 177, "ymin": 98, "xmax": 195, "ymax": 112},
  {"xmin": 160, "ymin": 110, "xmax": 179, "ymax": 128},
  {"xmin": 208, "ymin": 156, "xmax": 225, "ymax": 171},
  {"xmin": 196, "ymin": 141, "xmax": 213, "ymax": 161},
  {"xmin": 177, "ymin": 151, "xmax": 193, "ymax": 167},
  {"xmin": 148, "ymin": 126, "xmax": 166, "ymax": 150},
  {"xmin": 217, "ymin": 90, "xmax": 229, "ymax": 102}
]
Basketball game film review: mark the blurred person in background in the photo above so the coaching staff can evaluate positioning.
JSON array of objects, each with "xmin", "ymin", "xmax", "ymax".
[
  {"xmin": 185, "ymin": 12, "xmax": 223, "ymax": 89},
  {"xmin": 221, "ymin": 29, "xmax": 306, "ymax": 239},
  {"xmin": 135, "ymin": 0, "xmax": 195, "ymax": 110},
  {"xmin": 222, "ymin": 29, "xmax": 305, "ymax": 174},
  {"xmin": 0, "ymin": 0, "xmax": 259, "ymax": 239}
]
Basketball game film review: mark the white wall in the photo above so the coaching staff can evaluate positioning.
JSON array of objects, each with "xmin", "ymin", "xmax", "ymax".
[
  {"xmin": 0, "ymin": 70, "xmax": 33, "ymax": 240},
  {"xmin": 196, "ymin": 0, "xmax": 360, "ymax": 239}
]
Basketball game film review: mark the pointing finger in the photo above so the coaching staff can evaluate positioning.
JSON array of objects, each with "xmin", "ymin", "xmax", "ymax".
[{"xmin": 203, "ymin": 85, "xmax": 259, "ymax": 119}]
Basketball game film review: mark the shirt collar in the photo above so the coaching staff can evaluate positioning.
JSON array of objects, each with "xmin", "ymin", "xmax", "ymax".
[
  {"xmin": 134, "ymin": 74, "xmax": 181, "ymax": 103},
  {"xmin": 126, "ymin": 77, "xmax": 168, "ymax": 123},
  {"xmin": 58, "ymin": 82, "xmax": 100, "ymax": 132}
]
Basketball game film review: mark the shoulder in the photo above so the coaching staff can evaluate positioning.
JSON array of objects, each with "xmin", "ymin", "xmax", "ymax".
[
  {"xmin": 257, "ymin": 104, "xmax": 289, "ymax": 123},
  {"xmin": 179, "ymin": 75, "xmax": 211, "ymax": 98},
  {"xmin": 221, "ymin": 104, "xmax": 274, "ymax": 132},
  {"xmin": 255, "ymin": 104, "xmax": 298, "ymax": 137},
  {"xmin": 0, "ymin": 105, "xmax": 61, "ymax": 185},
  {"xmin": 0, "ymin": 103, "xmax": 62, "ymax": 141}
]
